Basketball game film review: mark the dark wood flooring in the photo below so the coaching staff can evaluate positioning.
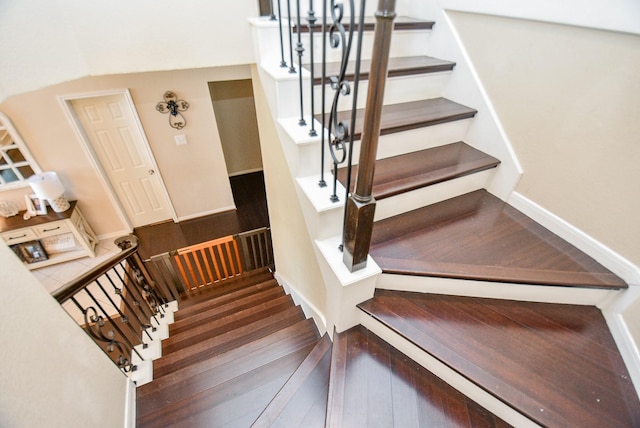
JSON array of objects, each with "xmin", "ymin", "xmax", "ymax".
[
  {"xmin": 359, "ymin": 290, "xmax": 640, "ymax": 427},
  {"xmin": 371, "ymin": 189, "xmax": 627, "ymax": 289},
  {"xmin": 134, "ymin": 172, "xmax": 269, "ymax": 259},
  {"xmin": 326, "ymin": 325, "xmax": 512, "ymax": 427}
]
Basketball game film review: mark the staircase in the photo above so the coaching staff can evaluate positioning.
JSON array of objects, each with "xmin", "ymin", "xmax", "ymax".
[{"xmin": 133, "ymin": 3, "xmax": 639, "ymax": 427}]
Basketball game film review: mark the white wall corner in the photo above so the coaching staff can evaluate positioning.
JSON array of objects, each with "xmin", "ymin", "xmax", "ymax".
[
  {"xmin": 274, "ymin": 271, "xmax": 328, "ymax": 336},
  {"xmin": 124, "ymin": 379, "xmax": 137, "ymax": 428}
]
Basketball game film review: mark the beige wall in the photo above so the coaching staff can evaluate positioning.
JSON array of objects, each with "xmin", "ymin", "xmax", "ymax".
[
  {"xmin": 0, "ymin": 66, "xmax": 255, "ymax": 236},
  {"xmin": 0, "ymin": 242, "xmax": 128, "ymax": 427},
  {"xmin": 209, "ymin": 80, "xmax": 263, "ymax": 176},
  {"xmin": 251, "ymin": 66, "xmax": 327, "ymax": 319},
  {"xmin": 449, "ymin": 12, "xmax": 640, "ymax": 267}
]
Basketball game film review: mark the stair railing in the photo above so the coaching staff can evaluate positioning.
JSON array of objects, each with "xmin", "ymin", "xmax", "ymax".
[
  {"xmin": 264, "ymin": 0, "xmax": 394, "ymax": 271},
  {"xmin": 144, "ymin": 227, "xmax": 275, "ymax": 296},
  {"xmin": 52, "ymin": 235, "xmax": 171, "ymax": 375}
]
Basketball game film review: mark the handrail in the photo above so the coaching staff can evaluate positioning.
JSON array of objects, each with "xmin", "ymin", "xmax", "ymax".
[
  {"xmin": 52, "ymin": 234, "xmax": 172, "ymax": 375},
  {"xmin": 266, "ymin": 0, "xmax": 393, "ymax": 271}
]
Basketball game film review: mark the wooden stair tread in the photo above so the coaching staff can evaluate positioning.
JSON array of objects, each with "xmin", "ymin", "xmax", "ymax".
[
  {"xmin": 306, "ymin": 55, "xmax": 456, "ymax": 84},
  {"xmin": 252, "ymin": 334, "xmax": 332, "ymax": 427},
  {"xmin": 294, "ymin": 16, "xmax": 434, "ymax": 33},
  {"xmin": 317, "ymin": 97, "xmax": 477, "ymax": 141},
  {"xmin": 371, "ymin": 189, "xmax": 627, "ymax": 289},
  {"xmin": 170, "ymin": 283, "xmax": 283, "ymax": 335},
  {"xmin": 137, "ymin": 319, "xmax": 319, "ymax": 418},
  {"xmin": 337, "ymin": 142, "xmax": 500, "ymax": 200},
  {"xmin": 359, "ymin": 290, "xmax": 640, "ymax": 427},
  {"xmin": 177, "ymin": 267, "xmax": 274, "ymax": 309},
  {"xmin": 325, "ymin": 325, "xmax": 511, "ymax": 427},
  {"xmin": 163, "ymin": 293, "xmax": 295, "ymax": 355},
  {"xmin": 153, "ymin": 305, "xmax": 306, "ymax": 378}
]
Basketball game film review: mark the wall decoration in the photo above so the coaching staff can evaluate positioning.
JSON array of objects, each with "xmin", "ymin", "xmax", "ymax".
[{"xmin": 156, "ymin": 91, "xmax": 189, "ymax": 129}]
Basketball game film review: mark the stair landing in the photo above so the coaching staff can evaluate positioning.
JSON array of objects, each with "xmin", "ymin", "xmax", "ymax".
[
  {"xmin": 359, "ymin": 290, "xmax": 640, "ymax": 427},
  {"xmin": 371, "ymin": 189, "xmax": 627, "ymax": 289}
]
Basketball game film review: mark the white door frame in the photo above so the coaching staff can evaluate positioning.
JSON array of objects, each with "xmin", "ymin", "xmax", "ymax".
[{"xmin": 59, "ymin": 89, "xmax": 177, "ymax": 231}]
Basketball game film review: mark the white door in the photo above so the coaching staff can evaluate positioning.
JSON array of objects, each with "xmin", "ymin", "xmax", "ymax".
[{"xmin": 70, "ymin": 93, "xmax": 174, "ymax": 227}]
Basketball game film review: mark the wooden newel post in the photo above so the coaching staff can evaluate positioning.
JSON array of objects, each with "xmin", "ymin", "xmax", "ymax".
[{"xmin": 343, "ymin": 0, "xmax": 396, "ymax": 272}]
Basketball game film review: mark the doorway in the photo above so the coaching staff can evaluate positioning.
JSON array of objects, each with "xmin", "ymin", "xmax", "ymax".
[
  {"xmin": 63, "ymin": 90, "xmax": 176, "ymax": 229},
  {"xmin": 208, "ymin": 79, "xmax": 264, "ymax": 207}
]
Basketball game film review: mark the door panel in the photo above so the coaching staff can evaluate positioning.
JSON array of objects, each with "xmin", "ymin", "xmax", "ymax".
[{"xmin": 71, "ymin": 94, "xmax": 172, "ymax": 227}]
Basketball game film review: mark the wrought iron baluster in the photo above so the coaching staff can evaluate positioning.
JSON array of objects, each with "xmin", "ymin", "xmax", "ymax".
[
  {"xmin": 326, "ymin": 0, "xmax": 356, "ymax": 202},
  {"xmin": 286, "ymin": 0, "xmax": 296, "ymax": 73},
  {"xmin": 93, "ymin": 276, "xmax": 147, "ymax": 349},
  {"xmin": 296, "ymin": 0, "xmax": 307, "ymax": 126},
  {"xmin": 319, "ymin": 0, "xmax": 328, "ymax": 188},
  {"xmin": 307, "ymin": 0, "xmax": 317, "ymax": 136},
  {"xmin": 113, "ymin": 261, "xmax": 155, "ymax": 341},
  {"xmin": 270, "ymin": 0, "xmax": 277, "ymax": 20},
  {"xmin": 277, "ymin": 0, "xmax": 288, "ymax": 67}
]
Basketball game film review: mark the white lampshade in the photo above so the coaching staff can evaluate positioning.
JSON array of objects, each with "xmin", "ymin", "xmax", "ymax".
[{"xmin": 28, "ymin": 172, "xmax": 65, "ymax": 199}]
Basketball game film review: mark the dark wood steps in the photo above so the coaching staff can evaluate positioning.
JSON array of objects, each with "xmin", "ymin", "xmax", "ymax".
[
  {"xmin": 325, "ymin": 324, "xmax": 512, "ymax": 427},
  {"xmin": 294, "ymin": 16, "xmax": 435, "ymax": 33},
  {"xmin": 169, "ymin": 283, "xmax": 282, "ymax": 335},
  {"xmin": 371, "ymin": 189, "xmax": 627, "ymax": 289},
  {"xmin": 252, "ymin": 334, "xmax": 332, "ymax": 427},
  {"xmin": 317, "ymin": 97, "xmax": 477, "ymax": 141},
  {"xmin": 306, "ymin": 55, "xmax": 456, "ymax": 85},
  {"xmin": 337, "ymin": 141, "xmax": 500, "ymax": 200},
  {"xmin": 359, "ymin": 290, "xmax": 640, "ymax": 427}
]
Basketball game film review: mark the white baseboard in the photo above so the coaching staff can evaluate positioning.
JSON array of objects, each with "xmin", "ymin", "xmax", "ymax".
[
  {"xmin": 229, "ymin": 168, "xmax": 263, "ymax": 177},
  {"xmin": 274, "ymin": 271, "xmax": 327, "ymax": 336},
  {"xmin": 507, "ymin": 192, "xmax": 640, "ymax": 286},
  {"xmin": 604, "ymin": 312, "xmax": 640, "ymax": 401},
  {"xmin": 176, "ymin": 205, "xmax": 237, "ymax": 222}
]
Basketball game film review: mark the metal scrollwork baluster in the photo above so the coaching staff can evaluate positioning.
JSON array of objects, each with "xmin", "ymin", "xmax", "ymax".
[
  {"xmin": 296, "ymin": 0, "xmax": 307, "ymax": 126},
  {"xmin": 307, "ymin": 0, "xmax": 317, "ymax": 136},
  {"xmin": 326, "ymin": 0, "xmax": 356, "ymax": 202},
  {"xmin": 277, "ymin": 0, "xmax": 288, "ymax": 68},
  {"xmin": 74, "ymin": 299, "xmax": 138, "ymax": 373}
]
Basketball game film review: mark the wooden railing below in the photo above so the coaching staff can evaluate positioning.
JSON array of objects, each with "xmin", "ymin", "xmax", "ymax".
[{"xmin": 145, "ymin": 227, "xmax": 275, "ymax": 298}]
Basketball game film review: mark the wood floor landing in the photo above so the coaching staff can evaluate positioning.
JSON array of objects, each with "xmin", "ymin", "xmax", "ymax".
[
  {"xmin": 371, "ymin": 189, "xmax": 627, "ymax": 289},
  {"xmin": 337, "ymin": 141, "xmax": 500, "ymax": 200},
  {"xmin": 325, "ymin": 325, "xmax": 512, "ymax": 427},
  {"xmin": 358, "ymin": 290, "xmax": 640, "ymax": 427}
]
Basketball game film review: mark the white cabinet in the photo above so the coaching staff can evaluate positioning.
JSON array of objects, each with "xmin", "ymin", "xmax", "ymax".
[{"xmin": 0, "ymin": 201, "xmax": 98, "ymax": 270}]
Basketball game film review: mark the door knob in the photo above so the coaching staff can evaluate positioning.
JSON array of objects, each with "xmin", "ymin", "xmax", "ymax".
[{"xmin": 148, "ymin": 169, "xmax": 155, "ymax": 175}]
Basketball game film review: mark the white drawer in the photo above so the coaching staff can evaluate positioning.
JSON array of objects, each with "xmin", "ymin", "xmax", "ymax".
[
  {"xmin": 34, "ymin": 221, "xmax": 70, "ymax": 238},
  {"xmin": 1, "ymin": 228, "xmax": 38, "ymax": 245}
]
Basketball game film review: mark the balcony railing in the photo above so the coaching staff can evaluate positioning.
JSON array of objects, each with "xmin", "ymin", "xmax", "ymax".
[{"xmin": 52, "ymin": 227, "xmax": 274, "ymax": 376}]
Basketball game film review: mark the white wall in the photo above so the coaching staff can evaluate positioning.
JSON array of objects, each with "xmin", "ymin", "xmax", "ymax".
[
  {"xmin": 0, "ymin": 0, "xmax": 259, "ymax": 103},
  {"xmin": 0, "ymin": 242, "xmax": 129, "ymax": 427}
]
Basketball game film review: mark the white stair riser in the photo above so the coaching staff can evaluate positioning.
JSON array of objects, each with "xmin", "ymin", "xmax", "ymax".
[
  {"xmin": 374, "ymin": 169, "xmax": 497, "ymax": 221},
  {"xmin": 376, "ymin": 273, "xmax": 618, "ymax": 306},
  {"xmin": 313, "ymin": 72, "xmax": 450, "ymax": 113}
]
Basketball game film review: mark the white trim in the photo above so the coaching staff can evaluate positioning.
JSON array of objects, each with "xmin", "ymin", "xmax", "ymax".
[
  {"xmin": 58, "ymin": 89, "xmax": 178, "ymax": 229},
  {"xmin": 275, "ymin": 271, "xmax": 327, "ymax": 336},
  {"xmin": 175, "ymin": 204, "xmax": 237, "ymax": 222},
  {"xmin": 228, "ymin": 168, "xmax": 263, "ymax": 177},
  {"xmin": 436, "ymin": 0, "xmax": 640, "ymax": 36},
  {"xmin": 124, "ymin": 379, "xmax": 136, "ymax": 428},
  {"xmin": 361, "ymin": 313, "xmax": 541, "ymax": 427},
  {"xmin": 507, "ymin": 192, "xmax": 640, "ymax": 287}
]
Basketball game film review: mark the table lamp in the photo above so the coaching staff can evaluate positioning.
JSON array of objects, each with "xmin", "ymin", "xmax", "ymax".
[{"xmin": 28, "ymin": 172, "xmax": 71, "ymax": 213}]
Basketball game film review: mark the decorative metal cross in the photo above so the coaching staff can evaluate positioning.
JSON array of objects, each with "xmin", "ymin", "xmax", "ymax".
[{"xmin": 156, "ymin": 91, "xmax": 189, "ymax": 129}]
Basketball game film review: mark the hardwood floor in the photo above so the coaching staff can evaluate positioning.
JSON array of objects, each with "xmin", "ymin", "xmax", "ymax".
[
  {"xmin": 371, "ymin": 189, "xmax": 627, "ymax": 289},
  {"xmin": 134, "ymin": 172, "xmax": 269, "ymax": 259},
  {"xmin": 359, "ymin": 290, "xmax": 640, "ymax": 427},
  {"xmin": 326, "ymin": 325, "xmax": 512, "ymax": 427}
]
